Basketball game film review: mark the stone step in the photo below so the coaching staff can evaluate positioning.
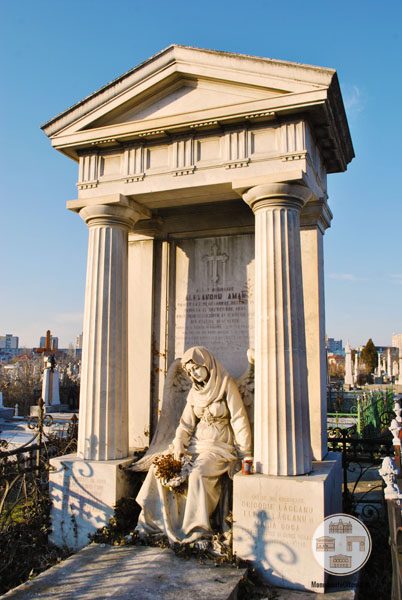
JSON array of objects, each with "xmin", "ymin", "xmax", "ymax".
[{"xmin": 3, "ymin": 544, "xmax": 247, "ymax": 600}]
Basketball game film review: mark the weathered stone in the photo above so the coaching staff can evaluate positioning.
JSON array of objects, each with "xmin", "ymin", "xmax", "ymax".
[
  {"xmin": 233, "ymin": 453, "xmax": 342, "ymax": 593},
  {"xmin": 3, "ymin": 544, "xmax": 247, "ymax": 600}
]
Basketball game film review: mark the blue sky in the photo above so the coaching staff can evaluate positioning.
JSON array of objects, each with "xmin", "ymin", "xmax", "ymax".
[{"xmin": 0, "ymin": 0, "xmax": 401, "ymax": 348}]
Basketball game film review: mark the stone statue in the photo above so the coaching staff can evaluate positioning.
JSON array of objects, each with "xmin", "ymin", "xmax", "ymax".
[
  {"xmin": 379, "ymin": 456, "xmax": 400, "ymax": 500},
  {"xmin": 133, "ymin": 346, "xmax": 252, "ymax": 547}
]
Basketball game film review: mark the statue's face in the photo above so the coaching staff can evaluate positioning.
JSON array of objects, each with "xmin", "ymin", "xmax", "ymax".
[{"xmin": 184, "ymin": 360, "xmax": 209, "ymax": 383}]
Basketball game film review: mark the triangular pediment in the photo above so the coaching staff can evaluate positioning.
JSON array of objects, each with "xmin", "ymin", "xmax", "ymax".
[
  {"xmin": 42, "ymin": 45, "xmax": 354, "ymax": 171},
  {"xmin": 90, "ymin": 79, "xmax": 286, "ymax": 128}
]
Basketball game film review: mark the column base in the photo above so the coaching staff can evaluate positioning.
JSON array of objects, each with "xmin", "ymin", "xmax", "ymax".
[
  {"xmin": 233, "ymin": 452, "xmax": 342, "ymax": 593},
  {"xmin": 49, "ymin": 453, "xmax": 134, "ymax": 550}
]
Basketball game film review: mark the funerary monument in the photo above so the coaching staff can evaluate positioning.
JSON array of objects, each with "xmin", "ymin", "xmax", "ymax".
[{"xmin": 42, "ymin": 46, "xmax": 353, "ymax": 592}]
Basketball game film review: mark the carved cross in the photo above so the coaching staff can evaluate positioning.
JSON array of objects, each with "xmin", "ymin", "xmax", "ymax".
[{"xmin": 202, "ymin": 242, "xmax": 228, "ymax": 283}]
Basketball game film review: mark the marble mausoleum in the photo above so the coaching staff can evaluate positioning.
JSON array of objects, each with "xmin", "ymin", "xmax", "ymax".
[{"xmin": 42, "ymin": 45, "xmax": 354, "ymax": 592}]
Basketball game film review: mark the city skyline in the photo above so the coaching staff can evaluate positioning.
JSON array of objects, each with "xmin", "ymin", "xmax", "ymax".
[{"xmin": 1, "ymin": 0, "xmax": 401, "ymax": 348}]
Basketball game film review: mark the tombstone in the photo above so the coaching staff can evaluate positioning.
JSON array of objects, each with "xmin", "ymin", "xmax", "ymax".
[
  {"xmin": 42, "ymin": 46, "xmax": 353, "ymax": 591},
  {"xmin": 377, "ymin": 351, "xmax": 382, "ymax": 377},
  {"xmin": 344, "ymin": 342, "xmax": 354, "ymax": 387},
  {"xmin": 398, "ymin": 354, "xmax": 402, "ymax": 386},
  {"xmin": 42, "ymin": 355, "xmax": 61, "ymax": 407},
  {"xmin": 387, "ymin": 348, "xmax": 393, "ymax": 379},
  {"xmin": 353, "ymin": 350, "xmax": 359, "ymax": 386},
  {"xmin": 0, "ymin": 391, "xmax": 14, "ymax": 419}
]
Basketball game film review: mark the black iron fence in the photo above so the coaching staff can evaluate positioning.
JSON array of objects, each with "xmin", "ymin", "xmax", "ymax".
[
  {"xmin": 0, "ymin": 400, "xmax": 78, "ymax": 594},
  {"xmin": 327, "ymin": 425, "xmax": 393, "ymax": 520}
]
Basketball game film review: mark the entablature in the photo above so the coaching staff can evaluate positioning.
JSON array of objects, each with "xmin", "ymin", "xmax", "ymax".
[{"xmin": 75, "ymin": 119, "xmax": 327, "ymax": 208}]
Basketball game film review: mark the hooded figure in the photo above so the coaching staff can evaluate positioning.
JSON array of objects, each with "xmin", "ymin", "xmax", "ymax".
[{"xmin": 135, "ymin": 346, "xmax": 252, "ymax": 546}]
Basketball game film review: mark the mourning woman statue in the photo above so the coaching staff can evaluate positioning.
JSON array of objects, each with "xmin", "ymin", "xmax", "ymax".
[{"xmin": 135, "ymin": 346, "xmax": 252, "ymax": 546}]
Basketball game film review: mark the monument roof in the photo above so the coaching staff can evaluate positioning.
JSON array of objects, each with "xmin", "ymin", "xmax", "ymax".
[{"xmin": 42, "ymin": 45, "xmax": 354, "ymax": 172}]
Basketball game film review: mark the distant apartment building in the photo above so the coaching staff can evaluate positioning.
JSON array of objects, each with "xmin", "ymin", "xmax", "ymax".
[
  {"xmin": 327, "ymin": 337, "xmax": 343, "ymax": 355},
  {"xmin": 75, "ymin": 332, "xmax": 83, "ymax": 358},
  {"xmin": 0, "ymin": 334, "xmax": 19, "ymax": 350},
  {"xmin": 392, "ymin": 333, "xmax": 402, "ymax": 353},
  {"xmin": 0, "ymin": 334, "xmax": 19, "ymax": 361},
  {"xmin": 39, "ymin": 335, "xmax": 59, "ymax": 350}
]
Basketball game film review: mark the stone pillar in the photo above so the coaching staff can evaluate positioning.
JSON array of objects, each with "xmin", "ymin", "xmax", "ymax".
[
  {"xmin": 77, "ymin": 198, "xmax": 148, "ymax": 460},
  {"xmin": 128, "ymin": 231, "xmax": 156, "ymax": 450},
  {"xmin": 243, "ymin": 182, "xmax": 313, "ymax": 476},
  {"xmin": 353, "ymin": 351, "xmax": 359, "ymax": 385},
  {"xmin": 344, "ymin": 342, "xmax": 353, "ymax": 387},
  {"xmin": 42, "ymin": 367, "xmax": 60, "ymax": 406},
  {"xmin": 300, "ymin": 199, "xmax": 332, "ymax": 460},
  {"xmin": 388, "ymin": 348, "xmax": 393, "ymax": 379},
  {"xmin": 398, "ymin": 355, "xmax": 402, "ymax": 385}
]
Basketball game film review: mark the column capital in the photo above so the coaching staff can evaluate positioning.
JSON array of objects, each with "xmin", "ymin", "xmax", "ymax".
[
  {"xmin": 67, "ymin": 193, "xmax": 151, "ymax": 229},
  {"xmin": 300, "ymin": 198, "xmax": 333, "ymax": 233},
  {"xmin": 242, "ymin": 183, "xmax": 314, "ymax": 213}
]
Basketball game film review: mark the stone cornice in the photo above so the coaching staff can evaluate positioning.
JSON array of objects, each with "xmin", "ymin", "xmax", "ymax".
[{"xmin": 300, "ymin": 198, "xmax": 333, "ymax": 233}]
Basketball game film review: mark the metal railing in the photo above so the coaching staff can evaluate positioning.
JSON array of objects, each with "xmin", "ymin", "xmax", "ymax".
[{"xmin": 0, "ymin": 399, "xmax": 78, "ymax": 594}]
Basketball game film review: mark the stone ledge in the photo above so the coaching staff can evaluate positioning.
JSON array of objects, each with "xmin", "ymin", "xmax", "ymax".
[{"xmin": 3, "ymin": 544, "xmax": 247, "ymax": 600}]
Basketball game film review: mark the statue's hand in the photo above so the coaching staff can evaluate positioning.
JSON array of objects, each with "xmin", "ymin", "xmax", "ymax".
[
  {"xmin": 172, "ymin": 441, "xmax": 185, "ymax": 461},
  {"xmin": 228, "ymin": 459, "xmax": 242, "ymax": 478}
]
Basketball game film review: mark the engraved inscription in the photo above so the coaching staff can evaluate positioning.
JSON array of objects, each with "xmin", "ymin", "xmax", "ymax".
[
  {"xmin": 239, "ymin": 493, "xmax": 318, "ymax": 549},
  {"xmin": 174, "ymin": 235, "xmax": 254, "ymax": 377}
]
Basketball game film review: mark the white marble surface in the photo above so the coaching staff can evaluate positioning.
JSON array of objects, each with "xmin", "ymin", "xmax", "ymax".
[
  {"xmin": 233, "ymin": 453, "xmax": 342, "ymax": 593},
  {"xmin": 49, "ymin": 453, "xmax": 133, "ymax": 550},
  {"xmin": 243, "ymin": 183, "xmax": 313, "ymax": 476},
  {"xmin": 174, "ymin": 234, "xmax": 254, "ymax": 377},
  {"xmin": 42, "ymin": 368, "xmax": 60, "ymax": 406},
  {"xmin": 300, "ymin": 199, "xmax": 331, "ymax": 461},
  {"xmin": 128, "ymin": 235, "xmax": 154, "ymax": 450},
  {"xmin": 76, "ymin": 200, "xmax": 148, "ymax": 461},
  {"xmin": 344, "ymin": 343, "xmax": 353, "ymax": 387}
]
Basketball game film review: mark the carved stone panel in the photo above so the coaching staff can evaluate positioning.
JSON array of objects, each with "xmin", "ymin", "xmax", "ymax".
[{"xmin": 174, "ymin": 234, "xmax": 254, "ymax": 377}]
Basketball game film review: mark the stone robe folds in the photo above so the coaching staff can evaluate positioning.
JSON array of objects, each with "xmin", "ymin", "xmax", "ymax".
[{"xmin": 135, "ymin": 347, "xmax": 252, "ymax": 544}]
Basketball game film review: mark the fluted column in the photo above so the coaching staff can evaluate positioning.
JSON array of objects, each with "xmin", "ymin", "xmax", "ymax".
[
  {"xmin": 77, "ymin": 201, "xmax": 146, "ymax": 460},
  {"xmin": 243, "ymin": 183, "xmax": 313, "ymax": 476}
]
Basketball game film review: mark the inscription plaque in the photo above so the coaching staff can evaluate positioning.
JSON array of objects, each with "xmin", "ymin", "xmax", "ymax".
[{"xmin": 174, "ymin": 234, "xmax": 254, "ymax": 376}]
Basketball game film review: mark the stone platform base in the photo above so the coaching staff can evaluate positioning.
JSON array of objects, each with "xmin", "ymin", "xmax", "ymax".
[
  {"xmin": 49, "ymin": 454, "xmax": 134, "ymax": 550},
  {"xmin": 233, "ymin": 452, "xmax": 342, "ymax": 594},
  {"xmin": 0, "ymin": 407, "xmax": 14, "ymax": 419},
  {"xmin": 3, "ymin": 544, "xmax": 247, "ymax": 599},
  {"xmin": 30, "ymin": 404, "xmax": 69, "ymax": 416}
]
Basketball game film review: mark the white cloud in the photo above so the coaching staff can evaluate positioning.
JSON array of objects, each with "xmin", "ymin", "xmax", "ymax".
[
  {"xmin": 389, "ymin": 274, "xmax": 402, "ymax": 285},
  {"xmin": 329, "ymin": 273, "xmax": 359, "ymax": 282},
  {"xmin": 343, "ymin": 84, "xmax": 365, "ymax": 115}
]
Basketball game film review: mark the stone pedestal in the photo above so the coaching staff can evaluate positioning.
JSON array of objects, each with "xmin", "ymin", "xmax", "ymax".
[
  {"xmin": 0, "ymin": 407, "xmax": 14, "ymax": 419},
  {"xmin": 42, "ymin": 368, "xmax": 60, "ymax": 406},
  {"xmin": 233, "ymin": 452, "xmax": 342, "ymax": 593},
  {"xmin": 344, "ymin": 342, "xmax": 353, "ymax": 387},
  {"xmin": 30, "ymin": 404, "xmax": 69, "ymax": 416},
  {"xmin": 49, "ymin": 453, "xmax": 134, "ymax": 550}
]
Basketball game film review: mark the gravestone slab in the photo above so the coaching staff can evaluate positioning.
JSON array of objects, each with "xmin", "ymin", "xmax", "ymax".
[
  {"xmin": 175, "ymin": 234, "xmax": 254, "ymax": 377},
  {"xmin": 3, "ymin": 544, "xmax": 247, "ymax": 600}
]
